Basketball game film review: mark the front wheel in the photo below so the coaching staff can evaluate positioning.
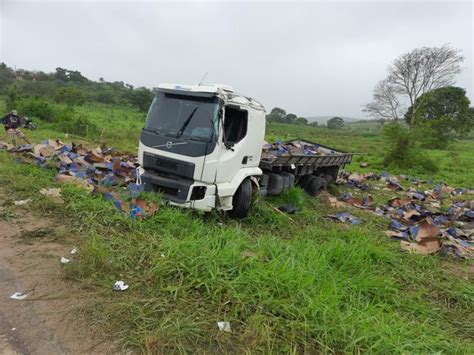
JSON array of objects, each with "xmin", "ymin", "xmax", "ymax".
[{"xmin": 228, "ymin": 178, "xmax": 252, "ymax": 219}]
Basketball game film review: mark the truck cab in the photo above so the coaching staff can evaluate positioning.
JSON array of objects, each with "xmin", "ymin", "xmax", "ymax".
[{"xmin": 137, "ymin": 83, "xmax": 266, "ymax": 217}]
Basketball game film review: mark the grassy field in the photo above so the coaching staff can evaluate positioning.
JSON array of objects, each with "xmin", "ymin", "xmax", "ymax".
[{"xmin": 1, "ymin": 100, "xmax": 473, "ymax": 353}]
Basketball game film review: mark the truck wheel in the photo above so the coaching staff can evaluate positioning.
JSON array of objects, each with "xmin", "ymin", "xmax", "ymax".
[
  {"xmin": 298, "ymin": 175, "xmax": 313, "ymax": 189},
  {"xmin": 228, "ymin": 178, "xmax": 252, "ymax": 219},
  {"xmin": 323, "ymin": 174, "xmax": 334, "ymax": 185},
  {"xmin": 267, "ymin": 173, "xmax": 284, "ymax": 196},
  {"xmin": 305, "ymin": 176, "xmax": 325, "ymax": 196}
]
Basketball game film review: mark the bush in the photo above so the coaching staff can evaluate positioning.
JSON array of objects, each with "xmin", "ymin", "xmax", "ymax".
[
  {"xmin": 5, "ymin": 84, "xmax": 19, "ymax": 111},
  {"xmin": 327, "ymin": 117, "xmax": 345, "ymax": 129},
  {"xmin": 53, "ymin": 87, "xmax": 86, "ymax": 106},
  {"xmin": 382, "ymin": 122, "xmax": 438, "ymax": 172},
  {"xmin": 54, "ymin": 107, "xmax": 99, "ymax": 137},
  {"xmin": 16, "ymin": 96, "xmax": 54, "ymax": 121}
]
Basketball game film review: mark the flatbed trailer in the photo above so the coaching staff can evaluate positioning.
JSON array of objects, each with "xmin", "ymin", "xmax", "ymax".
[{"xmin": 258, "ymin": 140, "xmax": 353, "ymax": 197}]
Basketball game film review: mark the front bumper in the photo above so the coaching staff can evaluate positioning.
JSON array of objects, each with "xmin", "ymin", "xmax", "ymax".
[{"xmin": 138, "ymin": 168, "xmax": 216, "ymax": 212}]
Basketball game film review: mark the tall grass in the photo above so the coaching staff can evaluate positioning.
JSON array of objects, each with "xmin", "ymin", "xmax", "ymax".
[{"xmin": 1, "ymin": 152, "xmax": 473, "ymax": 353}]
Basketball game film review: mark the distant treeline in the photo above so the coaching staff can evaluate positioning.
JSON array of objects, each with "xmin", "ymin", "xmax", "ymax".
[
  {"xmin": 0, "ymin": 63, "xmax": 355, "ymax": 131},
  {"xmin": 0, "ymin": 63, "xmax": 155, "ymax": 112}
]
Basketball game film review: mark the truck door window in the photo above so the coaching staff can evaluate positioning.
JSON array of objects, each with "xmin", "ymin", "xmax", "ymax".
[{"xmin": 224, "ymin": 106, "xmax": 248, "ymax": 144}]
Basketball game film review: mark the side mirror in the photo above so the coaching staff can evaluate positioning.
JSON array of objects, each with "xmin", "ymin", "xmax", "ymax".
[{"xmin": 225, "ymin": 142, "xmax": 235, "ymax": 151}]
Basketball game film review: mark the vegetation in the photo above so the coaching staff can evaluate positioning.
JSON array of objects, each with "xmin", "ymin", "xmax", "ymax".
[
  {"xmin": 326, "ymin": 116, "xmax": 344, "ymax": 129},
  {"xmin": 266, "ymin": 107, "xmax": 308, "ymax": 125},
  {"xmin": 0, "ymin": 63, "xmax": 155, "ymax": 112},
  {"xmin": 404, "ymin": 86, "xmax": 474, "ymax": 148}
]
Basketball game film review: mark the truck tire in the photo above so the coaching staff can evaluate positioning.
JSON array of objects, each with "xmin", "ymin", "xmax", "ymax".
[
  {"xmin": 313, "ymin": 176, "xmax": 328, "ymax": 189},
  {"xmin": 281, "ymin": 172, "xmax": 295, "ymax": 189},
  {"xmin": 325, "ymin": 166, "xmax": 340, "ymax": 182},
  {"xmin": 323, "ymin": 174, "xmax": 334, "ymax": 184},
  {"xmin": 267, "ymin": 173, "xmax": 284, "ymax": 196},
  {"xmin": 304, "ymin": 176, "xmax": 325, "ymax": 196},
  {"xmin": 228, "ymin": 178, "xmax": 252, "ymax": 219},
  {"xmin": 298, "ymin": 175, "xmax": 313, "ymax": 190}
]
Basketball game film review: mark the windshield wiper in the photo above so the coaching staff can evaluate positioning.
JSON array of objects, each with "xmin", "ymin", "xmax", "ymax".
[
  {"xmin": 176, "ymin": 106, "xmax": 198, "ymax": 139},
  {"xmin": 179, "ymin": 132, "xmax": 209, "ymax": 142}
]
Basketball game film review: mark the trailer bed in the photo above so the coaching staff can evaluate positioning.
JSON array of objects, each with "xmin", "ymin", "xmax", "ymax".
[{"xmin": 259, "ymin": 139, "xmax": 353, "ymax": 172}]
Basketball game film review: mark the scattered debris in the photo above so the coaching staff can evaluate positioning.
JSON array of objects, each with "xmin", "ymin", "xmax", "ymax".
[
  {"xmin": 113, "ymin": 280, "xmax": 129, "ymax": 291},
  {"xmin": 10, "ymin": 292, "xmax": 27, "ymax": 300},
  {"xmin": 217, "ymin": 321, "xmax": 231, "ymax": 332},
  {"xmin": 0, "ymin": 141, "xmax": 14, "ymax": 150},
  {"xmin": 70, "ymin": 247, "xmax": 77, "ymax": 254},
  {"xmin": 5, "ymin": 139, "xmax": 158, "ymax": 219},
  {"xmin": 330, "ymin": 170, "xmax": 474, "ymax": 258},
  {"xmin": 278, "ymin": 204, "xmax": 298, "ymax": 214},
  {"xmin": 360, "ymin": 162, "xmax": 369, "ymax": 168},
  {"xmin": 400, "ymin": 239, "xmax": 441, "ymax": 255},
  {"xmin": 39, "ymin": 187, "xmax": 64, "ymax": 203},
  {"xmin": 60, "ymin": 257, "xmax": 71, "ymax": 264},
  {"xmin": 14, "ymin": 199, "xmax": 32, "ymax": 206},
  {"xmin": 327, "ymin": 212, "xmax": 362, "ymax": 225}
]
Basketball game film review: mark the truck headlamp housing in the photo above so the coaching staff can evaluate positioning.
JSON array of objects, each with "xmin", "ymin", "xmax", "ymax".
[{"xmin": 190, "ymin": 186, "xmax": 207, "ymax": 200}]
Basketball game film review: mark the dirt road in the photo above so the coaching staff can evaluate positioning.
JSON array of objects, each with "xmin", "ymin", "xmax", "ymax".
[{"xmin": 0, "ymin": 195, "xmax": 116, "ymax": 354}]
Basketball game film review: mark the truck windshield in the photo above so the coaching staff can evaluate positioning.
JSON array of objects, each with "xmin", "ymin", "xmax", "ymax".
[{"xmin": 144, "ymin": 92, "xmax": 220, "ymax": 142}]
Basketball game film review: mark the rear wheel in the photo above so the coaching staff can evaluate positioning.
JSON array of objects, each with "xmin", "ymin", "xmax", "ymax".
[
  {"xmin": 305, "ymin": 176, "xmax": 325, "ymax": 196},
  {"xmin": 297, "ymin": 175, "xmax": 313, "ymax": 190},
  {"xmin": 323, "ymin": 174, "xmax": 334, "ymax": 185},
  {"xmin": 228, "ymin": 178, "xmax": 252, "ymax": 219}
]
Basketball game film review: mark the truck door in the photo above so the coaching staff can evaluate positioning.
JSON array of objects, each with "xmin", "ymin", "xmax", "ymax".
[{"xmin": 215, "ymin": 105, "xmax": 250, "ymax": 184}]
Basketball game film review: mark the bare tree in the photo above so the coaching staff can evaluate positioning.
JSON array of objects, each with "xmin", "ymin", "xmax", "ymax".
[
  {"xmin": 364, "ymin": 44, "xmax": 464, "ymax": 123},
  {"xmin": 363, "ymin": 79, "xmax": 403, "ymax": 120}
]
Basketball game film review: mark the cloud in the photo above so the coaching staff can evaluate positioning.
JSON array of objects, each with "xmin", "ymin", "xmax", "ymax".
[{"xmin": 1, "ymin": 1, "xmax": 472, "ymax": 117}]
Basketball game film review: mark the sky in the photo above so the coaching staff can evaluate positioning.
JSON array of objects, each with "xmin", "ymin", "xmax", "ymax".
[{"xmin": 0, "ymin": 0, "xmax": 473, "ymax": 118}]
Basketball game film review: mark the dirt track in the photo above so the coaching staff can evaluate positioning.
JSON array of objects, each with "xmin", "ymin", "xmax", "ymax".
[{"xmin": 0, "ymin": 193, "xmax": 116, "ymax": 354}]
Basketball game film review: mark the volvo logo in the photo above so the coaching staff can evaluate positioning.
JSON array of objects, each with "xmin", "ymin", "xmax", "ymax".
[{"xmin": 152, "ymin": 141, "xmax": 188, "ymax": 149}]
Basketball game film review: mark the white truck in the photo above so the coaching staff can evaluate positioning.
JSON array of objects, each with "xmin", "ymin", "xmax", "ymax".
[{"xmin": 137, "ymin": 84, "xmax": 352, "ymax": 218}]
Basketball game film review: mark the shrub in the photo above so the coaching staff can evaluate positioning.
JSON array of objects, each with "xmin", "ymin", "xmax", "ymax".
[
  {"xmin": 54, "ymin": 107, "xmax": 99, "ymax": 137},
  {"xmin": 53, "ymin": 87, "xmax": 86, "ymax": 106},
  {"xmin": 382, "ymin": 122, "xmax": 438, "ymax": 173},
  {"xmin": 5, "ymin": 84, "xmax": 19, "ymax": 111},
  {"xmin": 327, "ymin": 117, "xmax": 345, "ymax": 129},
  {"xmin": 16, "ymin": 96, "xmax": 54, "ymax": 121}
]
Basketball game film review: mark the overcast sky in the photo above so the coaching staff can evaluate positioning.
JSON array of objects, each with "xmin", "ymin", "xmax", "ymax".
[{"xmin": 1, "ymin": 0, "xmax": 472, "ymax": 118}]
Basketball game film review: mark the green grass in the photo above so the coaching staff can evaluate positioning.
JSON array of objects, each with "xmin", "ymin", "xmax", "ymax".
[{"xmin": 1, "ymin": 100, "xmax": 474, "ymax": 353}]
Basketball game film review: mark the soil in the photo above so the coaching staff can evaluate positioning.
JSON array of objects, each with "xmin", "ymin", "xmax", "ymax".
[{"xmin": 0, "ymin": 195, "xmax": 117, "ymax": 354}]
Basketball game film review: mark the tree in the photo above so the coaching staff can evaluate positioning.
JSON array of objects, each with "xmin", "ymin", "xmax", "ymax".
[
  {"xmin": 127, "ymin": 87, "xmax": 155, "ymax": 112},
  {"xmin": 364, "ymin": 45, "xmax": 464, "ymax": 122},
  {"xmin": 5, "ymin": 84, "xmax": 19, "ymax": 111},
  {"xmin": 266, "ymin": 107, "xmax": 287, "ymax": 122},
  {"xmin": 283, "ymin": 113, "xmax": 297, "ymax": 124},
  {"xmin": 327, "ymin": 117, "xmax": 344, "ymax": 129},
  {"xmin": 296, "ymin": 117, "xmax": 308, "ymax": 125},
  {"xmin": 67, "ymin": 70, "xmax": 87, "ymax": 84},
  {"xmin": 404, "ymin": 86, "xmax": 474, "ymax": 148},
  {"xmin": 55, "ymin": 67, "xmax": 68, "ymax": 82},
  {"xmin": 363, "ymin": 79, "xmax": 403, "ymax": 120},
  {"xmin": 53, "ymin": 87, "xmax": 86, "ymax": 106}
]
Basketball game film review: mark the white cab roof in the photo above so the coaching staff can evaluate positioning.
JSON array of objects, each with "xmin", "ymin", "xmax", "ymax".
[
  {"xmin": 157, "ymin": 83, "xmax": 266, "ymax": 111},
  {"xmin": 157, "ymin": 83, "xmax": 234, "ymax": 94}
]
